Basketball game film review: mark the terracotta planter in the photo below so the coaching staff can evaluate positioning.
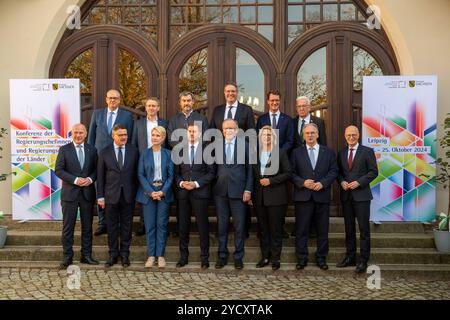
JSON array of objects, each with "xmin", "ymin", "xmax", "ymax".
[{"xmin": 433, "ymin": 229, "xmax": 450, "ymax": 253}]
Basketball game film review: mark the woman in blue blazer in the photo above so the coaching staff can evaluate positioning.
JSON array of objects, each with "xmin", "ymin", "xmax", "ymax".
[{"xmin": 136, "ymin": 126, "xmax": 174, "ymax": 268}]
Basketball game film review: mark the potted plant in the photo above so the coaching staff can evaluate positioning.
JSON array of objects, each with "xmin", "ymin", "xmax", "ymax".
[
  {"xmin": 435, "ymin": 113, "xmax": 450, "ymax": 252},
  {"xmin": 0, "ymin": 211, "xmax": 6, "ymax": 249}
]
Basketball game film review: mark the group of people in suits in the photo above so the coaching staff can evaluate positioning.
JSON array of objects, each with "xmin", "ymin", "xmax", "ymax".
[{"xmin": 56, "ymin": 84, "xmax": 378, "ymax": 274}]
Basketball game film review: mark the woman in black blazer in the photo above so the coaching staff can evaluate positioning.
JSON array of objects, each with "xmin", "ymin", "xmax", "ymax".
[{"xmin": 253, "ymin": 125, "xmax": 292, "ymax": 270}]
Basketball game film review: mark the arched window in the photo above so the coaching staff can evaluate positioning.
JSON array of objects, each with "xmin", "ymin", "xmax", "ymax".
[{"xmin": 179, "ymin": 48, "xmax": 208, "ymax": 111}]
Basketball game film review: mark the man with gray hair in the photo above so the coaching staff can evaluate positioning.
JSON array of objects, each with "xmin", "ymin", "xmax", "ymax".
[{"xmin": 293, "ymin": 96, "xmax": 327, "ymax": 148}]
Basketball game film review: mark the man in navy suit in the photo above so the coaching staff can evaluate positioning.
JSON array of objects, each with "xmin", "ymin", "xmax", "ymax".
[
  {"xmin": 97, "ymin": 124, "xmax": 139, "ymax": 268},
  {"xmin": 132, "ymin": 97, "xmax": 169, "ymax": 236},
  {"xmin": 210, "ymin": 83, "xmax": 256, "ymax": 238},
  {"xmin": 293, "ymin": 96, "xmax": 327, "ymax": 148},
  {"xmin": 214, "ymin": 119, "xmax": 253, "ymax": 270},
  {"xmin": 291, "ymin": 123, "xmax": 338, "ymax": 270},
  {"xmin": 210, "ymin": 82, "xmax": 255, "ymax": 132},
  {"xmin": 55, "ymin": 124, "xmax": 99, "ymax": 268},
  {"xmin": 174, "ymin": 122, "xmax": 216, "ymax": 269},
  {"xmin": 337, "ymin": 125, "xmax": 378, "ymax": 273},
  {"xmin": 256, "ymin": 90, "xmax": 294, "ymax": 153},
  {"xmin": 88, "ymin": 89, "xmax": 134, "ymax": 236}
]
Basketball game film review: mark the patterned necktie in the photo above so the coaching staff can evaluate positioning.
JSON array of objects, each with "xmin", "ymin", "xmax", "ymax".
[
  {"xmin": 107, "ymin": 111, "xmax": 114, "ymax": 134},
  {"xmin": 227, "ymin": 106, "xmax": 233, "ymax": 119},
  {"xmin": 190, "ymin": 145, "xmax": 195, "ymax": 166},
  {"xmin": 272, "ymin": 113, "xmax": 277, "ymax": 129},
  {"xmin": 226, "ymin": 142, "xmax": 232, "ymax": 164},
  {"xmin": 309, "ymin": 147, "xmax": 316, "ymax": 169},
  {"xmin": 300, "ymin": 119, "xmax": 306, "ymax": 143},
  {"xmin": 77, "ymin": 145, "xmax": 84, "ymax": 168},
  {"xmin": 348, "ymin": 148, "xmax": 354, "ymax": 170},
  {"xmin": 118, "ymin": 146, "xmax": 123, "ymax": 170}
]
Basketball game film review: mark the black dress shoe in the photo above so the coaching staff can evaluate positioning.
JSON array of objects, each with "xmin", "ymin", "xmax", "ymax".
[
  {"xmin": 291, "ymin": 230, "xmax": 296, "ymax": 237},
  {"xmin": 105, "ymin": 256, "xmax": 118, "ymax": 267},
  {"xmin": 256, "ymin": 258, "xmax": 269, "ymax": 268},
  {"xmin": 121, "ymin": 257, "xmax": 130, "ymax": 268},
  {"xmin": 201, "ymin": 262, "xmax": 210, "ymax": 269},
  {"xmin": 282, "ymin": 230, "xmax": 290, "ymax": 239},
  {"xmin": 215, "ymin": 257, "xmax": 228, "ymax": 269},
  {"xmin": 59, "ymin": 258, "xmax": 73, "ymax": 269},
  {"xmin": 296, "ymin": 262, "xmax": 307, "ymax": 270},
  {"xmin": 80, "ymin": 256, "xmax": 99, "ymax": 265},
  {"xmin": 336, "ymin": 256, "xmax": 356, "ymax": 268},
  {"xmin": 317, "ymin": 261, "xmax": 329, "ymax": 270},
  {"xmin": 176, "ymin": 259, "xmax": 188, "ymax": 268},
  {"xmin": 272, "ymin": 261, "xmax": 280, "ymax": 271},
  {"xmin": 234, "ymin": 259, "xmax": 244, "ymax": 270},
  {"xmin": 172, "ymin": 230, "xmax": 179, "ymax": 238},
  {"xmin": 355, "ymin": 261, "xmax": 368, "ymax": 273},
  {"xmin": 94, "ymin": 227, "xmax": 107, "ymax": 236}
]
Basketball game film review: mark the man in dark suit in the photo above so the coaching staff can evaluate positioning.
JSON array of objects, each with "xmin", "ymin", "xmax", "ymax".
[
  {"xmin": 293, "ymin": 96, "xmax": 327, "ymax": 148},
  {"xmin": 210, "ymin": 83, "xmax": 256, "ymax": 238},
  {"xmin": 214, "ymin": 119, "xmax": 253, "ymax": 270},
  {"xmin": 88, "ymin": 89, "xmax": 134, "ymax": 236},
  {"xmin": 210, "ymin": 82, "xmax": 255, "ymax": 132},
  {"xmin": 132, "ymin": 97, "xmax": 169, "ymax": 236},
  {"xmin": 55, "ymin": 124, "xmax": 99, "ymax": 268},
  {"xmin": 256, "ymin": 90, "xmax": 294, "ymax": 153},
  {"xmin": 167, "ymin": 91, "xmax": 209, "ymax": 237},
  {"xmin": 291, "ymin": 123, "xmax": 338, "ymax": 270},
  {"xmin": 174, "ymin": 122, "xmax": 216, "ymax": 269},
  {"xmin": 337, "ymin": 125, "xmax": 378, "ymax": 273},
  {"xmin": 97, "ymin": 124, "xmax": 139, "ymax": 268}
]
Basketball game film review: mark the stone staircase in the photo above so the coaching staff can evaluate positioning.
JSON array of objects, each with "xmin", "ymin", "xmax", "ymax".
[{"xmin": 1, "ymin": 208, "xmax": 450, "ymax": 278}]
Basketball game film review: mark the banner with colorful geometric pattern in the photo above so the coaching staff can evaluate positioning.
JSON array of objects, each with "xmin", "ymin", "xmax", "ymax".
[
  {"xmin": 10, "ymin": 79, "xmax": 80, "ymax": 220},
  {"xmin": 363, "ymin": 76, "xmax": 437, "ymax": 222}
]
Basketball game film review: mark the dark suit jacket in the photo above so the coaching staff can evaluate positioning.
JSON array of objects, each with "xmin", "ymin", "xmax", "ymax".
[
  {"xmin": 174, "ymin": 144, "xmax": 216, "ymax": 200},
  {"xmin": 252, "ymin": 149, "xmax": 292, "ymax": 206},
  {"xmin": 213, "ymin": 140, "xmax": 254, "ymax": 199},
  {"xmin": 256, "ymin": 112, "xmax": 294, "ymax": 153},
  {"xmin": 88, "ymin": 107, "xmax": 134, "ymax": 152},
  {"xmin": 167, "ymin": 111, "xmax": 209, "ymax": 148},
  {"xmin": 97, "ymin": 143, "xmax": 139, "ymax": 204},
  {"xmin": 338, "ymin": 145, "xmax": 378, "ymax": 202},
  {"xmin": 210, "ymin": 102, "xmax": 255, "ymax": 131},
  {"xmin": 131, "ymin": 117, "xmax": 169, "ymax": 153},
  {"xmin": 291, "ymin": 145, "xmax": 338, "ymax": 203},
  {"xmin": 293, "ymin": 115, "xmax": 327, "ymax": 148},
  {"xmin": 135, "ymin": 147, "xmax": 174, "ymax": 204},
  {"xmin": 55, "ymin": 142, "xmax": 97, "ymax": 202}
]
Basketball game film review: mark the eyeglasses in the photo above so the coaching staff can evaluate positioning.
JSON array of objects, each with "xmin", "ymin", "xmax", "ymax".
[{"xmin": 107, "ymin": 97, "xmax": 120, "ymax": 100}]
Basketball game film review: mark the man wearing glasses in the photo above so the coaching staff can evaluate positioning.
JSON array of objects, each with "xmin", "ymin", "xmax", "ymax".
[
  {"xmin": 88, "ymin": 89, "xmax": 134, "ymax": 236},
  {"xmin": 293, "ymin": 96, "xmax": 327, "ymax": 148}
]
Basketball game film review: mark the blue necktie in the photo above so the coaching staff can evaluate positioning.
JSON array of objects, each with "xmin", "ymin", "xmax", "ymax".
[
  {"xmin": 107, "ymin": 111, "xmax": 114, "ymax": 134},
  {"xmin": 77, "ymin": 145, "xmax": 84, "ymax": 168},
  {"xmin": 190, "ymin": 145, "xmax": 195, "ymax": 166},
  {"xmin": 309, "ymin": 147, "xmax": 316, "ymax": 169},
  {"xmin": 226, "ymin": 142, "xmax": 232, "ymax": 164}
]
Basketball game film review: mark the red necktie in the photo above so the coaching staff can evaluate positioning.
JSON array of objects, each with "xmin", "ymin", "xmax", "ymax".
[{"xmin": 348, "ymin": 148, "xmax": 354, "ymax": 170}]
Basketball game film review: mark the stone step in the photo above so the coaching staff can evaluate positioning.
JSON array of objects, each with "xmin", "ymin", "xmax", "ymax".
[
  {"xmin": 2, "ymin": 216, "xmax": 427, "ymax": 234},
  {"xmin": 0, "ymin": 261, "xmax": 449, "ymax": 279},
  {"xmin": 1, "ymin": 245, "xmax": 449, "ymax": 265},
  {"xmin": 5, "ymin": 230, "xmax": 436, "ymax": 248}
]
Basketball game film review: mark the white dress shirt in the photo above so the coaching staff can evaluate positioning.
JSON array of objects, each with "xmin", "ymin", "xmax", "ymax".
[
  {"xmin": 223, "ymin": 100, "xmax": 239, "ymax": 120},
  {"xmin": 146, "ymin": 117, "xmax": 158, "ymax": 148}
]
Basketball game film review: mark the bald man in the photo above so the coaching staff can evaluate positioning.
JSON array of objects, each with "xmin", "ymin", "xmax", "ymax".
[
  {"xmin": 336, "ymin": 125, "xmax": 378, "ymax": 273},
  {"xmin": 88, "ymin": 89, "xmax": 134, "ymax": 235},
  {"xmin": 55, "ymin": 124, "xmax": 99, "ymax": 268}
]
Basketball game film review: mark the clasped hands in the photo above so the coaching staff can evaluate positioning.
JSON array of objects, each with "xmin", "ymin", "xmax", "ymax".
[
  {"xmin": 303, "ymin": 179, "xmax": 323, "ymax": 191},
  {"xmin": 75, "ymin": 177, "xmax": 92, "ymax": 187},
  {"xmin": 341, "ymin": 181, "xmax": 360, "ymax": 190},
  {"xmin": 149, "ymin": 191, "xmax": 164, "ymax": 201},
  {"xmin": 259, "ymin": 178, "xmax": 270, "ymax": 187},
  {"xmin": 181, "ymin": 181, "xmax": 197, "ymax": 190}
]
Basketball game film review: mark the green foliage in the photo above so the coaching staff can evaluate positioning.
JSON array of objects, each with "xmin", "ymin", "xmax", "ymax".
[
  {"xmin": 437, "ymin": 212, "xmax": 450, "ymax": 231},
  {"xmin": 435, "ymin": 113, "xmax": 450, "ymax": 225}
]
